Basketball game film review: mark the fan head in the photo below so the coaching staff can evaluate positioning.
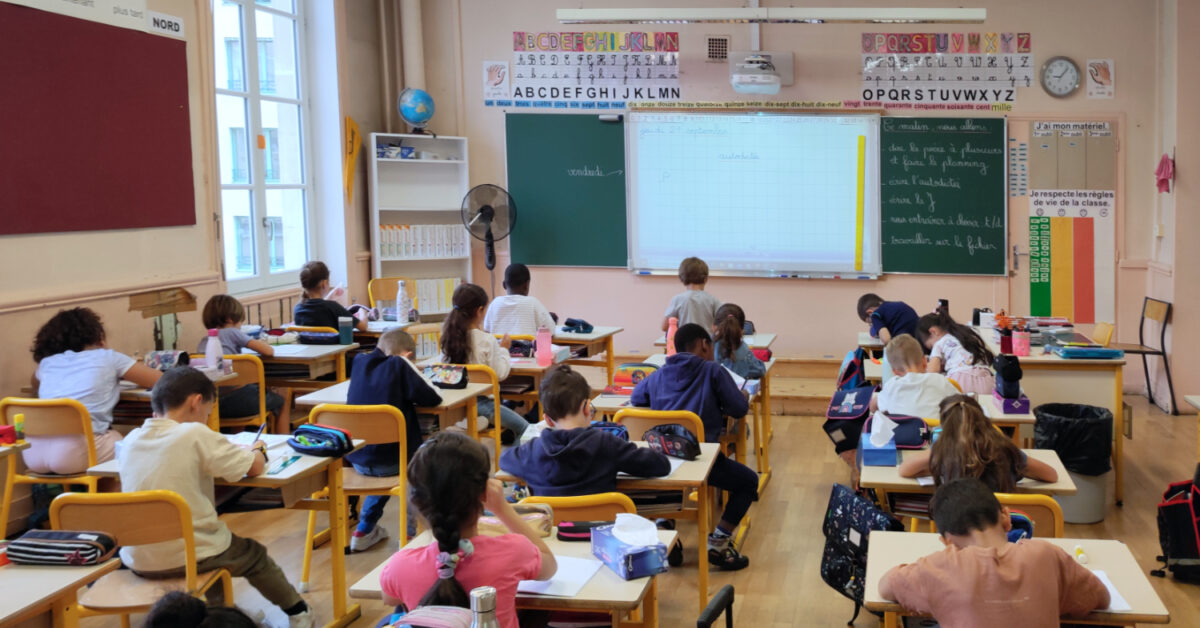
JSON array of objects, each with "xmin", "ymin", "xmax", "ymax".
[{"xmin": 462, "ymin": 184, "xmax": 516, "ymax": 271}]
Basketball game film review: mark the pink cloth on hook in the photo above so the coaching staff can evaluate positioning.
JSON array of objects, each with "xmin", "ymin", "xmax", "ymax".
[{"xmin": 1156, "ymin": 153, "xmax": 1174, "ymax": 193}]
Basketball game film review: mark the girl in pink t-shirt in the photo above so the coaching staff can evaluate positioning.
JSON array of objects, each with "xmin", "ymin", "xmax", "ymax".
[{"xmin": 380, "ymin": 432, "xmax": 556, "ymax": 628}]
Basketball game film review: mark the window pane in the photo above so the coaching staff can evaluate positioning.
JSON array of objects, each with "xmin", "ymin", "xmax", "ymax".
[
  {"xmin": 260, "ymin": 101, "xmax": 304, "ymax": 184},
  {"xmin": 213, "ymin": 3, "xmax": 244, "ymax": 92},
  {"xmin": 255, "ymin": 10, "xmax": 298, "ymax": 98},
  {"xmin": 221, "ymin": 189, "xmax": 255, "ymax": 279},
  {"xmin": 216, "ymin": 95, "xmax": 250, "ymax": 184},
  {"xmin": 256, "ymin": 0, "xmax": 295, "ymax": 14},
  {"xmin": 264, "ymin": 188, "xmax": 307, "ymax": 272}
]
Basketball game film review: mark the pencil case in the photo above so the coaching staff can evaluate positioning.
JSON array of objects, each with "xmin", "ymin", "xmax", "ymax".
[
  {"xmin": 288, "ymin": 423, "xmax": 353, "ymax": 457},
  {"xmin": 479, "ymin": 503, "xmax": 553, "ymax": 538},
  {"xmin": 7, "ymin": 529, "xmax": 117, "ymax": 566},
  {"xmin": 297, "ymin": 331, "xmax": 339, "ymax": 345},
  {"xmin": 557, "ymin": 520, "xmax": 610, "ymax": 542},
  {"xmin": 423, "ymin": 364, "xmax": 468, "ymax": 389}
]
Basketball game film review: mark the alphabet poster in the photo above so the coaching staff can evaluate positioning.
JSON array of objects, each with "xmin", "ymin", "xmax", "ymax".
[
  {"xmin": 861, "ymin": 32, "xmax": 1034, "ymax": 104},
  {"xmin": 487, "ymin": 31, "xmax": 681, "ymax": 109}
]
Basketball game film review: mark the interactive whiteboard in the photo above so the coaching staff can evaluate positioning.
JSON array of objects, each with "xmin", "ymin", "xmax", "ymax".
[{"xmin": 626, "ymin": 112, "xmax": 881, "ymax": 276}]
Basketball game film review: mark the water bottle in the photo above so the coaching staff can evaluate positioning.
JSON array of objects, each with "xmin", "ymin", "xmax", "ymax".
[
  {"xmin": 666, "ymin": 317, "xmax": 679, "ymax": 356},
  {"xmin": 338, "ymin": 317, "xmax": 354, "ymax": 344},
  {"xmin": 469, "ymin": 586, "xmax": 501, "ymax": 628},
  {"xmin": 204, "ymin": 329, "xmax": 222, "ymax": 368},
  {"xmin": 536, "ymin": 326, "xmax": 553, "ymax": 367},
  {"xmin": 397, "ymin": 280, "xmax": 413, "ymax": 321}
]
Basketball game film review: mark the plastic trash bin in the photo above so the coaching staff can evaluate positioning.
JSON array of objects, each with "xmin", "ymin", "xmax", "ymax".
[{"xmin": 1034, "ymin": 403, "xmax": 1112, "ymax": 524}]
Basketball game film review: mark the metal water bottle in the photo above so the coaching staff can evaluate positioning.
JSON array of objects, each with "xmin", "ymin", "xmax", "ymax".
[
  {"xmin": 469, "ymin": 586, "xmax": 500, "ymax": 628},
  {"xmin": 666, "ymin": 317, "xmax": 679, "ymax": 356}
]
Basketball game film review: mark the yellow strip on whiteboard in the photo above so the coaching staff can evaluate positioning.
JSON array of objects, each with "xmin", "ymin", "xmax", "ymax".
[
  {"xmin": 855, "ymin": 135, "xmax": 866, "ymax": 271},
  {"xmin": 1049, "ymin": 217, "xmax": 1074, "ymax": 319}
]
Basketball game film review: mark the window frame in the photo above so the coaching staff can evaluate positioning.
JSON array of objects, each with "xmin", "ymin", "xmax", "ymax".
[{"xmin": 213, "ymin": 0, "xmax": 314, "ymax": 295}]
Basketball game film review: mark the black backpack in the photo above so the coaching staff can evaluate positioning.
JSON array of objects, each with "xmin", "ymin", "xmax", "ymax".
[
  {"xmin": 820, "ymin": 484, "xmax": 905, "ymax": 623},
  {"xmin": 1151, "ymin": 464, "xmax": 1200, "ymax": 582}
]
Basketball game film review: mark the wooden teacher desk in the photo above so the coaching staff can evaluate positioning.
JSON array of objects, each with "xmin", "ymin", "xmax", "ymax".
[{"xmin": 864, "ymin": 532, "xmax": 1169, "ymax": 627}]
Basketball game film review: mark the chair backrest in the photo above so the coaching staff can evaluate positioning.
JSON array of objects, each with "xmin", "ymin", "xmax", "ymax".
[
  {"xmin": 50, "ymin": 490, "xmax": 200, "ymax": 586},
  {"xmin": 367, "ymin": 276, "xmax": 414, "ymax": 308},
  {"xmin": 1092, "ymin": 322, "xmax": 1115, "ymax": 347},
  {"xmin": 697, "ymin": 584, "xmax": 735, "ymax": 628},
  {"xmin": 613, "ymin": 408, "xmax": 706, "ymax": 442},
  {"xmin": 947, "ymin": 378, "xmax": 963, "ymax": 392},
  {"xmin": 1143, "ymin": 297, "xmax": 1171, "ymax": 325},
  {"xmin": 500, "ymin": 335, "xmax": 536, "ymax": 342},
  {"xmin": 310, "ymin": 404, "xmax": 405, "ymax": 448},
  {"xmin": 0, "ymin": 398, "xmax": 98, "ymax": 467},
  {"xmin": 995, "ymin": 492, "xmax": 1064, "ymax": 538},
  {"xmin": 520, "ymin": 492, "xmax": 636, "ymax": 525},
  {"xmin": 285, "ymin": 325, "xmax": 339, "ymax": 334}
]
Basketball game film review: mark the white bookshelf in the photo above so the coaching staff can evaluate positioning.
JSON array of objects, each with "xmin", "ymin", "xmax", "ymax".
[{"xmin": 369, "ymin": 133, "xmax": 472, "ymax": 317}]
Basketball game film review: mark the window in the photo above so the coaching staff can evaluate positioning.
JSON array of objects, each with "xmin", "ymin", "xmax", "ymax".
[{"xmin": 213, "ymin": 0, "xmax": 308, "ymax": 291}]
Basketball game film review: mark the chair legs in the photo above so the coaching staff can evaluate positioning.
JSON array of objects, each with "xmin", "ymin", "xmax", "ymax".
[
  {"xmin": 1141, "ymin": 353, "xmax": 1179, "ymax": 415},
  {"xmin": 300, "ymin": 508, "xmax": 318, "ymax": 593}
]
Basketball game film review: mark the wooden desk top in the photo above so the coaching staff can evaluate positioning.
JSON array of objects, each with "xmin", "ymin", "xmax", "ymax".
[
  {"xmin": 117, "ymin": 372, "xmax": 237, "ymax": 401},
  {"xmin": 977, "ymin": 330, "xmax": 1126, "ymax": 367},
  {"xmin": 640, "ymin": 353, "xmax": 775, "ymax": 375},
  {"xmin": 364, "ymin": 321, "xmax": 412, "ymax": 334},
  {"xmin": 0, "ymin": 442, "xmax": 30, "ymax": 459},
  {"xmin": 350, "ymin": 528, "xmax": 677, "ymax": 610},
  {"xmin": 258, "ymin": 343, "xmax": 359, "ymax": 361},
  {"xmin": 978, "ymin": 393, "xmax": 1036, "ymax": 424},
  {"xmin": 865, "ymin": 358, "xmax": 883, "ymax": 382},
  {"xmin": 0, "ymin": 558, "xmax": 121, "ymax": 623},
  {"xmin": 509, "ymin": 357, "xmax": 554, "ymax": 374},
  {"xmin": 293, "ymin": 379, "xmax": 492, "ymax": 409},
  {"xmin": 860, "ymin": 449, "xmax": 1076, "ymax": 495},
  {"xmin": 654, "ymin": 332, "xmax": 776, "ymax": 349},
  {"xmin": 498, "ymin": 442, "xmax": 720, "ymax": 490},
  {"xmin": 859, "ymin": 331, "xmax": 885, "ymax": 349},
  {"xmin": 553, "ymin": 326, "xmax": 624, "ymax": 343},
  {"xmin": 591, "ymin": 394, "xmax": 632, "ymax": 414},
  {"xmin": 863, "ymin": 532, "xmax": 1169, "ymax": 624}
]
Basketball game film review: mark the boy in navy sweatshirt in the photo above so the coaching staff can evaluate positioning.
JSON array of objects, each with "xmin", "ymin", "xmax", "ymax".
[
  {"xmin": 501, "ymin": 365, "xmax": 670, "ymax": 496},
  {"xmin": 630, "ymin": 323, "xmax": 759, "ymax": 571},
  {"xmin": 857, "ymin": 293, "xmax": 920, "ymax": 343},
  {"xmin": 346, "ymin": 328, "xmax": 442, "ymax": 551}
]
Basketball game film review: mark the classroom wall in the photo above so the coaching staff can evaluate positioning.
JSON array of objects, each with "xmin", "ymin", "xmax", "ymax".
[{"xmin": 419, "ymin": 0, "xmax": 1167, "ymax": 369}]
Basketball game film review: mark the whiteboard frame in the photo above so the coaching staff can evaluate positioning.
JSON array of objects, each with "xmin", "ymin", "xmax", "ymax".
[{"xmin": 624, "ymin": 110, "xmax": 883, "ymax": 278}]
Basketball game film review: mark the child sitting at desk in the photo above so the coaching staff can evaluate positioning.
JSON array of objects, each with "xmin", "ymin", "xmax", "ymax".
[
  {"xmin": 712, "ymin": 303, "xmax": 765, "ymax": 379},
  {"xmin": 500, "ymin": 364, "xmax": 670, "ymax": 495},
  {"xmin": 119, "ymin": 367, "xmax": 314, "ymax": 628},
  {"xmin": 631, "ymin": 323, "xmax": 759, "ymax": 571},
  {"xmin": 346, "ymin": 328, "xmax": 442, "ymax": 551},
  {"xmin": 899, "ymin": 395, "xmax": 1058, "ymax": 491},
  {"xmin": 29, "ymin": 307, "xmax": 161, "ymax": 473},
  {"xmin": 871, "ymin": 334, "xmax": 960, "ymax": 417},
  {"xmin": 857, "ymin": 293, "xmax": 919, "ymax": 343},
  {"xmin": 916, "ymin": 311, "xmax": 995, "ymax": 395},
  {"xmin": 483, "ymin": 263, "xmax": 556, "ymax": 337},
  {"xmin": 439, "ymin": 283, "xmax": 528, "ymax": 440},
  {"xmin": 662, "ymin": 256, "xmax": 722, "ymax": 332},
  {"xmin": 198, "ymin": 294, "xmax": 291, "ymax": 434},
  {"xmin": 879, "ymin": 478, "xmax": 1109, "ymax": 627},
  {"xmin": 380, "ymin": 432, "xmax": 556, "ymax": 628},
  {"xmin": 293, "ymin": 261, "xmax": 367, "ymax": 332}
]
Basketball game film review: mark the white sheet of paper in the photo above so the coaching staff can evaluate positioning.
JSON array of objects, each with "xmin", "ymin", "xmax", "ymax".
[
  {"xmin": 916, "ymin": 475, "xmax": 935, "ymax": 486},
  {"xmin": 618, "ymin": 456, "xmax": 684, "ymax": 479},
  {"xmin": 517, "ymin": 555, "xmax": 602, "ymax": 597},
  {"xmin": 226, "ymin": 433, "xmax": 292, "ymax": 452},
  {"xmin": 269, "ymin": 344, "xmax": 309, "ymax": 356},
  {"xmin": 1090, "ymin": 569, "xmax": 1131, "ymax": 612}
]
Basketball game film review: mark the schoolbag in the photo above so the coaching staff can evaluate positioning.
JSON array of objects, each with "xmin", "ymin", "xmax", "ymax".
[
  {"xmin": 1151, "ymin": 465, "xmax": 1200, "ymax": 582},
  {"xmin": 820, "ymin": 484, "xmax": 905, "ymax": 624},
  {"xmin": 822, "ymin": 386, "xmax": 874, "ymax": 454},
  {"xmin": 837, "ymin": 347, "xmax": 867, "ymax": 391}
]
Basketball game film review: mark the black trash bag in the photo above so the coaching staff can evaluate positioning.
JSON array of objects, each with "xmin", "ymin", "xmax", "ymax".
[{"xmin": 1033, "ymin": 403, "xmax": 1112, "ymax": 476}]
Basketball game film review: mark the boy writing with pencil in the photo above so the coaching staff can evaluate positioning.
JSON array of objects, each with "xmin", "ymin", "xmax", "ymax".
[{"xmin": 119, "ymin": 367, "xmax": 314, "ymax": 627}]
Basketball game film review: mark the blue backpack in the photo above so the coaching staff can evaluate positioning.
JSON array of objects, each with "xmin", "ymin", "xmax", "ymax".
[{"xmin": 837, "ymin": 347, "xmax": 867, "ymax": 391}]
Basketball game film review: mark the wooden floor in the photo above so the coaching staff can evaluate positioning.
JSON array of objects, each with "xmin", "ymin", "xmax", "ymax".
[{"xmin": 79, "ymin": 396, "xmax": 1199, "ymax": 627}]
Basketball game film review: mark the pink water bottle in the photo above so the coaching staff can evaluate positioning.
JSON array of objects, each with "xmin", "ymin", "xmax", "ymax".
[
  {"xmin": 536, "ymin": 326, "xmax": 553, "ymax": 367},
  {"xmin": 666, "ymin": 317, "xmax": 678, "ymax": 356},
  {"xmin": 204, "ymin": 329, "xmax": 222, "ymax": 368}
]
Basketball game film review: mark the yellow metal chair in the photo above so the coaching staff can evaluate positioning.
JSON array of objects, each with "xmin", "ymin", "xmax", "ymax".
[
  {"xmin": 367, "ymin": 276, "xmax": 415, "ymax": 309},
  {"xmin": 1092, "ymin": 321, "xmax": 1115, "ymax": 347},
  {"xmin": 50, "ymin": 490, "xmax": 233, "ymax": 627},
  {"xmin": 299, "ymin": 403, "xmax": 409, "ymax": 592},
  {"xmin": 459, "ymin": 364, "xmax": 504, "ymax": 471},
  {"xmin": 202, "ymin": 354, "xmax": 274, "ymax": 432},
  {"xmin": 0, "ymin": 398, "xmax": 101, "ymax": 536},
  {"xmin": 406, "ymin": 323, "xmax": 443, "ymax": 361},
  {"xmin": 1107, "ymin": 297, "xmax": 1177, "ymax": 414},
  {"xmin": 520, "ymin": 492, "xmax": 636, "ymax": 525},
  {"xmin": 613, "ymin": 408, "xmax": 706, "ymax": 443},
  {"xmin": 996, "ymin": 492, "xmax": 1064, "ymax": 538},
  {"xmin": 947, "ymin": 378, "xmax": 963, "ymax": 392},
  {"xmin": 284, "ymin": 325, "xmax": 339, "ymax": 334}
]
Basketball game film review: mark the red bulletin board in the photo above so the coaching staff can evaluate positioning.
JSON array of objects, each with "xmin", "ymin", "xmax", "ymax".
[{"xmin": 0, "ymin": 2, "xmax": 195, "ymax": 236}]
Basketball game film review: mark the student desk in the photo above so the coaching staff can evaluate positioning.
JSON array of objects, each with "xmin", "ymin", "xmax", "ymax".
[
  {"xmin": 257, "ymin": 343, "xmax": 359, "ymax": 389},
  {"xmin": 654, "ymin": 332, "xmax": 776, "ymax": 350},
  {"xmin": 1186, "ymin": 395, "xmax": 1200, "ymax": 462},
  {"xmin": 858, "ymin": 331, "xmax": 886, "ymax": 351},
  {"xmin": 22, "ymin": 373, "xmax": 237, "ymax": 432},
  {"xmin": 553, "ymin": 325, "xmax": 624, "ymax": 386},
  {"xmin": 0, "ymin": 558, "xmax": 121, "ymax": 628},
  {"xmin": 506, "ymin": 357, "xmax": 553, "ymax": 411},
  {"xmin": 89, "ymin": 440, "xmax": 368, "ymax": 628},
  {"xmin": 350, "ymin": 528, "xmax": 678, "ymax": 626},
  {"xmin": 860, "ymin": 449, "xmax": 1075, "ymax": 520},
  {"xmin": 865, "ymin": 357, "xmax": 884, "ymax": 384},
  {"xmin": 863, "ymin": 532, "xmax": 1170, "ymax": 627},
  {"xmin": 498, "ymin": 442, "xmax": 721, "ymax": 614},
  {"xmin": 978, "ymin": 394, "xmax": 1037, "ymax": 446}
]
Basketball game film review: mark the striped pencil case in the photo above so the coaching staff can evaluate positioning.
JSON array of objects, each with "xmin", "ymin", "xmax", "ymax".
[{"xmin": 6, "ymin": 529, "xmax": 117, "ymax": 566}]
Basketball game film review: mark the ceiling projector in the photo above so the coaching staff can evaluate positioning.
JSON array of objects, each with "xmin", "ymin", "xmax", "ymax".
[{"xmin": 731, "ymin": 53, "xmax": 782, "ymax": 94}]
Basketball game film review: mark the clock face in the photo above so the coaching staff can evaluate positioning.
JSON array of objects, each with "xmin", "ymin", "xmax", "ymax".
[{"xmin": 1041, "ymin": 56, "xmax": 1080, "ymax": 98}]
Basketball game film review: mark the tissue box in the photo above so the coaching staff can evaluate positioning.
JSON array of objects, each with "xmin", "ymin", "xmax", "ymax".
[
  {"xmin": 590, "ymin": 524, "xmax": 668, "ymax": 580},
  {"xmin": 859, "ymin": 435, "xmax": 898, "ymax": 466},
  {"xmin": 992, "ymin": 390, "xmax": 1030, "ymax": 414},
  {"xmin": 0, "ymin": 425, "xmax": 14, "ymax": 445}
]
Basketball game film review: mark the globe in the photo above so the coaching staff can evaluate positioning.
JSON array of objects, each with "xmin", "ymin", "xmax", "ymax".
[{"xmin": 398, "ymin": 88, "xmax": 435, "ymax": 130}]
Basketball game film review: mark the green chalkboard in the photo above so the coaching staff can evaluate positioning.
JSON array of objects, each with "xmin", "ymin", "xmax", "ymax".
[
  {"xmin": 505, "ymin": 113, "xmax": 627, "ymax": 267},
  {"xmin": 880, "ymin": 117, "xmax": 1006, "ymax": 275}
]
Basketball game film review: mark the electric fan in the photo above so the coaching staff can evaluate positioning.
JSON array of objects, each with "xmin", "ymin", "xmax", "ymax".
[{"xmin": 461, "ymin": 184, "xmax": 517, "ymax": 274}]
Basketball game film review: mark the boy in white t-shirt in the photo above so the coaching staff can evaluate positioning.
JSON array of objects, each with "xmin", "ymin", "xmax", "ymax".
[
  {"xmin": 872, "ymin": 334, "xmax": 960, "ymax": 418},
  {"xmin": 483, "ymin": 263, "xmax": 556, "ymax": 337},
  {"xmin": 119, "ymin": 367, "xmax": 314, "ymax": 628}
]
